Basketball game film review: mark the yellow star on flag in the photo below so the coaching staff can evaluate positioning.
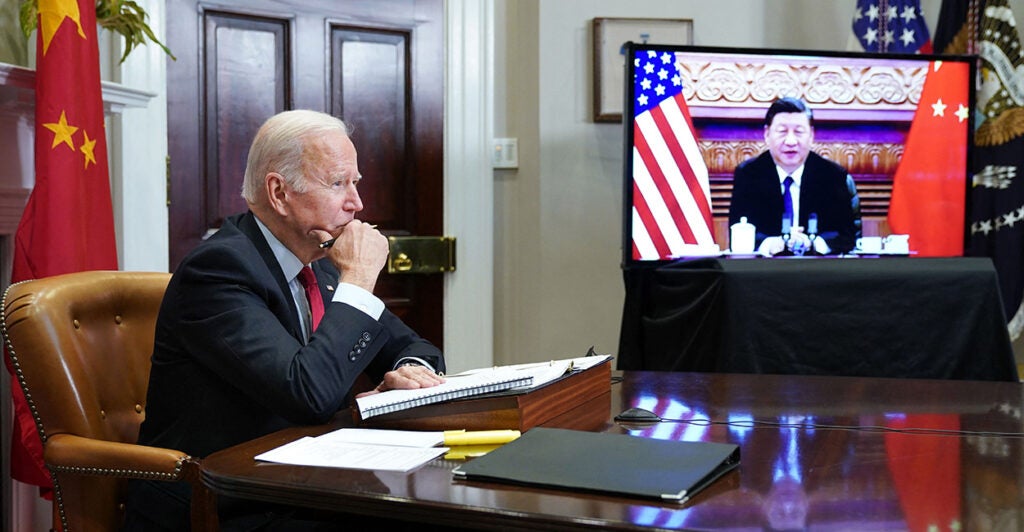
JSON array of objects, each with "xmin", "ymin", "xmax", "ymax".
[
  {"xmin": 43, "ymin": 110, "xmax": 78, "ymax": 151},
  {"xmin": 39, "ymin": 0, "xmax": 86, "ymax": 56},
  {"xmin": 80, "ymin": 130, "xmax": 97, "ymax": 168}
]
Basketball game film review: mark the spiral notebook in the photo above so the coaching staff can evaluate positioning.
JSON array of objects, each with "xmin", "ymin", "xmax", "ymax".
[{"xmin": 355, "ymin": 368, "xmax": 535, "ymax": 420}]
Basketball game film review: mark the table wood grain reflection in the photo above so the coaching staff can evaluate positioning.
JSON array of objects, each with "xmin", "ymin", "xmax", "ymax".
[{"xmin": 202, "ymin": 371, "xmax": 1024, "ymax": 530}]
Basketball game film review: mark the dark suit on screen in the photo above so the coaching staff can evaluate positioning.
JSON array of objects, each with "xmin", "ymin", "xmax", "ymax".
[
  {"xmin": 125, "ymin": 211, "xmax": 444, "ymax": 529},
  {"xmin": 728, "ymin": 151, "xmax": 860, "ymax": 254}
]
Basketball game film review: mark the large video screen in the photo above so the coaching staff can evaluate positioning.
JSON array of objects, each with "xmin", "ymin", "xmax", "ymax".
[{"xmin": 622, "ymin": 44, "xmax": 974, "ymax": 264}]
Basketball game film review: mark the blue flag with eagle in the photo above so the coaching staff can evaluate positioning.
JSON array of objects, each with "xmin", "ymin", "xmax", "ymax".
[{"xmin": 935, "ymin": 0, "xmax": 1024, "ymax": 343}]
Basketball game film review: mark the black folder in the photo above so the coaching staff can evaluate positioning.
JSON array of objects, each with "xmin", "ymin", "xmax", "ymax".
[{"xmin": 451, "ymin": 427, "xmax": 740, "ymax": 503}]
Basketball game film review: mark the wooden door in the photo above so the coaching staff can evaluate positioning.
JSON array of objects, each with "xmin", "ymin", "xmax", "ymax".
[{"xmin": 166, "ymin": 0, "xmax": 445, "ymax": 346}]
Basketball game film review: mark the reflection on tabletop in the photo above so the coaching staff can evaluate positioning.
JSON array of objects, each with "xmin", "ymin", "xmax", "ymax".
[{"xmin": 615, "ymin": 389, "xmax": 1021, "ymax": 531}]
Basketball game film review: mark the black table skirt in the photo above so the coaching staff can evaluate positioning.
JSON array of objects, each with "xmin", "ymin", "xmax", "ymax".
[{"xmin": 618, "ymin": 257, "xmax": 1019, "ymax": 381}]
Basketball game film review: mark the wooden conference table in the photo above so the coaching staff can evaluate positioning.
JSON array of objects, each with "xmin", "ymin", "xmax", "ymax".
[{"xmin": 201, "ymin": 370, "xmax": 1024, "ymax": 530}]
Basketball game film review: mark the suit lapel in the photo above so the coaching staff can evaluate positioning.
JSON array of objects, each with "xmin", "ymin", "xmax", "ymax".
[
  {"xmin": 310, "ymin": 261, "xmax": 336, "ymax": 303},
  {"xmin": 234, "ymin": 212, "xmax": 305, "ymax": 341},
  {"xmin": 756, "ymin": 153, "xmax": 785, "ymax": 213},
  {"xmin": 799, "ymin": 153, "xmax": 823, "ymax": 226}
]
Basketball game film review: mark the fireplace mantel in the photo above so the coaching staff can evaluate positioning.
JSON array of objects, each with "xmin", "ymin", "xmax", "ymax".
[
  {"xmin": 0, "ymin": 62, "xmax": 157, "ymax": 236},
  {"xmin": 0, "ymin": 62, "xmax": 156, "ymax": 113}
]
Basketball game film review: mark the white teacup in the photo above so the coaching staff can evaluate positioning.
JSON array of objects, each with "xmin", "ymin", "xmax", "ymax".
[
  {"xmin": 856, "ymin": 236, "xmax": 882, "ymax": 254},
  {"xmin": 884, "ymin": 234, "xmax": 910, "ymax": 254}
]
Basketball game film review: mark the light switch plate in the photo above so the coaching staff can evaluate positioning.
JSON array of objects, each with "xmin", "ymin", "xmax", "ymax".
[{"xmin": 493, "ymin": 138, "xmax": 518, "ymax": 169}]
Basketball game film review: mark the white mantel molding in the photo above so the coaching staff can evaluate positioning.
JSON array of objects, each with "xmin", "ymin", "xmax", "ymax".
[
  {"xmin": 0, "ymin": 61, "xmax": 156, "ymax": 113},
  {"xmin": 0, "ymin": 62, "xmax": 159, "ymax": 238}
]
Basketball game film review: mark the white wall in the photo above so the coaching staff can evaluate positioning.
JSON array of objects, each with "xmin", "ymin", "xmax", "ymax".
[
  {"xmin": 495, "ymin": 0, "xmax": 767, "ymax": 365},
  {"xmin": 111, "ymin": 0, "xmax": 169, "ymax": 272}
]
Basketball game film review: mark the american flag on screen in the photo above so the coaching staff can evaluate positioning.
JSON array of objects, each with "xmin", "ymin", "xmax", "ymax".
[
  {"xmin": 631, "ymin": 50, "xmax": 715, "ymax": 261},
  {"xmin": 852, "ymin": 0, "xmax": 933, "ymax": 53}
]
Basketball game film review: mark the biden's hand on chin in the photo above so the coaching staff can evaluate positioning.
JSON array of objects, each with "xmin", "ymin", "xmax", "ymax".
[{"xmin": 322, "ymin": 221, "xmax": 389, "ymax": 292}]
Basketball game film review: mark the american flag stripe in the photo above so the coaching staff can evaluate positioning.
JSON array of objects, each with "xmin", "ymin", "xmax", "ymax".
[
  {"xmin": 634, "ymin": 100, "xmax": 715, "ymax": 253},
  {"xmin": 632, "ymin": 181, "xmax": 672, "ymax": 259},
  {"xmin": 644, "ymin": 106, "xmax": 702, "ymax": 245},
  {"xmin": 633, "ymin": 123, "xmax": 694, "ymax": 251},
  {"xmin": 631, "ymin": 206, "xmax": 660, "ymax": 260},
  {"xmin": 633, "ymin": 146, "xmax": 689, "ymax": 255},
  {"xmin": 652, "ymin": 94, "xmax": 715, "ymax": 231},
  {"xmin": 630, "ymin": 49, "xmax": 717, "ymax": 259}
]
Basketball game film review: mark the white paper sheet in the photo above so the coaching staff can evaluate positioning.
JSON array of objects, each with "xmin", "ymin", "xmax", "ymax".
[
  {"xmin": 255, "ymin": 431, "xmax": 447, "ymax": 472},
  {"xmin": 316, "ymin": 428, "xmax": 444, "ymax": 448}
]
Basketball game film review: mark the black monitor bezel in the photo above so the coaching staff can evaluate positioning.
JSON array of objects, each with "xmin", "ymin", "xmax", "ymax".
[{"xmin": 620, "ymin": 43, "xmax": 977, "ymax": 268}]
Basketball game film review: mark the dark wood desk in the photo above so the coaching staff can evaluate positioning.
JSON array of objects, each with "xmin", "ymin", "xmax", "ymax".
[
  {"xmin": 202, "ymin": 371, "xmax": 1024, "ymax": 530},
  {"xmin": 619, "ymin": 257, "xmax": 1018, "ymax": 381}
]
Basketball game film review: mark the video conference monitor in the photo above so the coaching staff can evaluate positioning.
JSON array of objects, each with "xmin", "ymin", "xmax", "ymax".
[{"xmin": 622, "ymin": 43, "xmax": 975, "ymax": 265}]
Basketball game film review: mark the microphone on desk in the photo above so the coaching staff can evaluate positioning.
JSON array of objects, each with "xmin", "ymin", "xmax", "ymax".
[
  {"xmin": 776, "ymin": 215, "xmax": 795, "ymax": 256},
  {"xmin": 806, "ymin": 213, "xmax": 821, "ymax": 255}
]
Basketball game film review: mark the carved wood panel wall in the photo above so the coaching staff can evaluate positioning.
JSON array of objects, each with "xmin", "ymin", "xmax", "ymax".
[{"xmin": 676, "ymin": 52, "xmax": 927, "ymax": 241}]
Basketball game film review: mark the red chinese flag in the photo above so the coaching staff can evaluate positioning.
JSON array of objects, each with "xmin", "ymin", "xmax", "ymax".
[
  {"xmin": 887, "ymin": 60, "xmax": 970, "ymax": 257},
  {"xmin": 884, "ymin": 414, "xmax": 962, "ymax": 532},
  {"xmin": 5, "ymin": 0, "xmax": 119, "ymax": 495}
]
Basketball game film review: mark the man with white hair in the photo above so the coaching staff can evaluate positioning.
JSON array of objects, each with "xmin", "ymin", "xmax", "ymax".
[{"xmin": 126, "ymin": 109, "xmax": 446, "ymax": 530}]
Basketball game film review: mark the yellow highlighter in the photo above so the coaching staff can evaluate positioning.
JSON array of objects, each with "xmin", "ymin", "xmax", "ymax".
[
  {"xmin": 444, "ymin": 444, "xmax": 503, "ymax": 460},
  {"xmin": 443, "ymin": 429, "xmax": 521, "ymax": 447}
]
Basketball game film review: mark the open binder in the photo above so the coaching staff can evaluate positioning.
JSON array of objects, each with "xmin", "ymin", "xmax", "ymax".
[
  {"xmin": 354, "ymin": 356, "xmax": 612, "ymax": 432},
  {"xmin": 452, "ymin": 427, "xmax": 740, "ymax": 503},
  {"xmin": 355, "ymin": 368, "xmax": 535, "ymax": 420}
]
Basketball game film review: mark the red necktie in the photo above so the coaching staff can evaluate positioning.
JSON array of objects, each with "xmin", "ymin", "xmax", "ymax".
[{"xmin": 297, "ymin": 266, "xmax": 324, "ymax": 332}]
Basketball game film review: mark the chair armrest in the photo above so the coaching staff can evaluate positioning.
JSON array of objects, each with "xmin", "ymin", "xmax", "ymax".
[
  {"xmin": 44, "ymin": 433, "xmax": 193, "ymax": 481},
  {"xmin": 45, "ymin": 434, "xmax": 219, "ymax": 531}
]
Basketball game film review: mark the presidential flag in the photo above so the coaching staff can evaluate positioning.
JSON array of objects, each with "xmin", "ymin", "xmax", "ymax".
[
  {"xmin": 932, "ymin": 0, "xmax": 978, "ymax": 54},
  {"xmin": 853, "ymin": 0, "xmax": 934, "ymax": 53},
  {"xmin": 940, "ymin": 0, "xmax": 1024, "ymax": 340},
  {"xmin": 630, "ymin": 49, "xmax": 715, "ymax": 261},
  {"xmin": 6, "ymin": 0, "xmax": 119, "ymax": 495}
]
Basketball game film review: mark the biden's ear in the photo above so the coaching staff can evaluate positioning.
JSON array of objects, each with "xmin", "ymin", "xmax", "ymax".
[{"xmin": 265, "ymin": 172, "xmax": 290, "ymax": 215}]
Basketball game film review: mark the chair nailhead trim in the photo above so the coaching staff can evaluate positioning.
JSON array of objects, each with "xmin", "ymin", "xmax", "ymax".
[
  {"xmin": 49, "ymin": 456, "xmax": 189, "ymax": 481},
  {"xmin": 47, "ymin": 456, "xmax": 192, "ymax": 531}
]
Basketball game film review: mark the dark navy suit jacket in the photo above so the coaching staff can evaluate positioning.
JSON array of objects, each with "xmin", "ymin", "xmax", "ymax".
[
  {"xmin": 126, "ymin": 211, "xmax": 443, "ymax": 529},
  {"xmin": 728, "ymin": 151, "xmax": 860, "ymax": 253}
]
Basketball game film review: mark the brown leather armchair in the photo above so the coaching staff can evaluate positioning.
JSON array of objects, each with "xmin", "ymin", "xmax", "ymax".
[{"xmin": 2, "ymin": 271, "xmax": 216, "ymax": 531}]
